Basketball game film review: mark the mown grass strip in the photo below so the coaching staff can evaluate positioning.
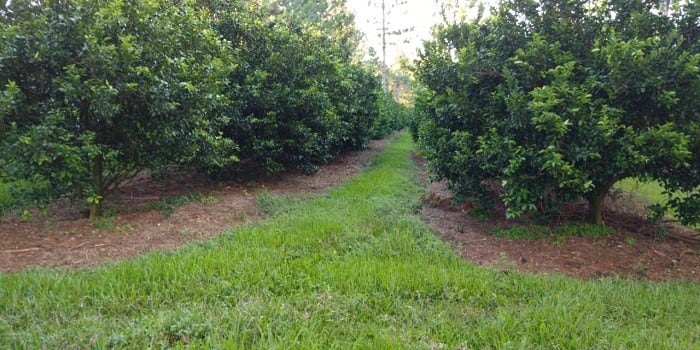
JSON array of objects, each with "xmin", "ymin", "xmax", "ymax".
[{"xmin": 1, "ymin": 133, "xmax": 698, "ymax": 348}]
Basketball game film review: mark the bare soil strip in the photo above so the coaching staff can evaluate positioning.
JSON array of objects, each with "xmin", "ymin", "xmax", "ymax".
[
  {"xmin": 415, "ymin": 153, "xmax": 700, "ymax": 282},
  {"xmin": 0, "ymin": 136, "xmax": 395, "ymax": 273},
  {"xmin": 2, "ymin": 136, "xmax": 698, "ymax": 282}
]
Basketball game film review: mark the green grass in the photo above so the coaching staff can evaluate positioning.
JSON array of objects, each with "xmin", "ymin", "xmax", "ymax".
[
  {"xmin": 493, "ymin": 223, "xmax": 613, "ymax": 241},
  {"xmin": 138, "ymin": 191, "xmax": 217, "ymax": 217},
  {"xmin": 1, "ymin": 133, "xmax": 698, "ymax": 348},
  {"xmin": 615, "ymin": 178, "xmax": 670, "ymax": 207}
]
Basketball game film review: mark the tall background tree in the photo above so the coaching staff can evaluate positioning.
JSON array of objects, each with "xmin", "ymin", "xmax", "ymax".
[{"xmin": 274, "ymin": 0, "xmax": 360, "ymax": 57}]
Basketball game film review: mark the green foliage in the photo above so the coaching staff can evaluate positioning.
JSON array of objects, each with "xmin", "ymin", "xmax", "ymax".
[
  {"xmin": 370, "ymin": 92, "xmax": 411, "ymax": 139},
  {"xmin": 0, "ymin": 182, "xmax": 9, "ymax": 210},
  {"xmin": 0, "ymin": 0, "xmax": 236, "ymax": 217},
  {"xmin": 1, "ymin": 134, "xmax": 698, "ymax": 349},
  {"xmin": 0, "ymin": 0, "xmax": 399, "ymax": 218},
  {"xmin": 0, "ymin": 179, "xmax": 55, "ymax": 213},
  {"xmin": 328, "ymin": 63, "xmax": 382, "ymax": 152},
  {"xmin": 414, "ymin": 0, "xmax": 700, "ymax": 225},
  {"xmin": 211, "ymin": 4, "xmax": 382, "ymax": 175}
]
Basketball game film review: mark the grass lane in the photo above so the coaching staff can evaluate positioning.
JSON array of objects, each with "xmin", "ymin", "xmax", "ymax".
[{"xmin": 1, "ymin": 133, "xmax": 698, "ymax": 348}]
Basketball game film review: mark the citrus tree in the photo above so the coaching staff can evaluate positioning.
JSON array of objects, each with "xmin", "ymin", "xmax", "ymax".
[
  {"xmin": 0, "ymin": 0, "xmax": 235, "ymax": 219},
  {"xmin": 414, "ymin": 0, "xmax": 699, "ymax": 225},
  {"xmin": 211, "ymin": 2, "xmax": 381, "ymax": 175}
]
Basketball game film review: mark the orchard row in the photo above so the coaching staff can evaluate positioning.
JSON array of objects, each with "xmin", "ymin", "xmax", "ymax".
[
  {"xmin": 412, "ymin": 0, "xmax": 699, "ymax": 225},
  {"xmin": 0, "ymin": 0, "xmax": 408, "ymax": 218}
]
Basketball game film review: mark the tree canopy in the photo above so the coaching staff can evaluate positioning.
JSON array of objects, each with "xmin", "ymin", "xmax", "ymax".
[
  {"xmin": 0, "ymin": 0, "xmax": 405, "ymax": 218},
  {"xmin": 0, "ymin": 0, "xmax": 235, "ymax": 218},
  {"xmin": 413, "ymin": 0, "xmax": 699, "ymax": 225}
]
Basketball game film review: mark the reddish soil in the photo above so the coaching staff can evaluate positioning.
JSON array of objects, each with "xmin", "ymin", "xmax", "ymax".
[
  {"xmin": 0, "ymin": 136, "xmax": 396, "ymax": 273},
  {"xmin": 414, "ymin": 154, "xmax": 700, "ymax": 282},
  {"xmin": 2, "ymin": 136, "xmax": 698, "ymax": 283}
]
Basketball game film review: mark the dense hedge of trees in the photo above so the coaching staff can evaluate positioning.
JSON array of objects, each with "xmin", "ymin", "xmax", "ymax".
[
  {"xmin": 372, "ymin": 92, "xmax": 413, "ymax": 140},
  {"xmin": 413, "ymin": 0, "xmax": 699, "ymax": 225},
  {"xmin": 214, "ymin": 5, "xmax": 379, "ymax": 174},
  {"xmin": 0, "ymin": 0, "xmax": 236, "ymax": 218},
  {"xmin": 0, "ymin": 0, "xmax": 405, "ymax": 218}
]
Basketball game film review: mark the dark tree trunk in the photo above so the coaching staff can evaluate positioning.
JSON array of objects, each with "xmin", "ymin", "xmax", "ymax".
[
  {"xmin": 89, "ymin": 155, "xmax": 104, "ymax": 221},
  {"xmin": 587, "ymin": 181, "xmax": 615, "ymax": 225},
  {"xmin": 588, "ymin": 193, "xmax": 605, "ymax": 225}
]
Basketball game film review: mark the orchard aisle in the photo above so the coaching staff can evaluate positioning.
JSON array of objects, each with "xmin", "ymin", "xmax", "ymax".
[
  {"xmin": 1, "ymin": 133, "xmax": 697, "ymax": 349},
  {"xmin": 0, "ymin": 135, "xmax": 398, "ymax": 273}
]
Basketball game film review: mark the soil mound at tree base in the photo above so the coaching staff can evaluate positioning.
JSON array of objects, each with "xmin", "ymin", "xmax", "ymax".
[{"xmin": 420, "ymin": 173, "xmax": 700, "ymax": 282}]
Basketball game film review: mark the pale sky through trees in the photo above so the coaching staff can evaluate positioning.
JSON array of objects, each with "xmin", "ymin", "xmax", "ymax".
[
  {"xmin": 346, "ymin": 0, "xmax": 684, "ymax": 64},
  {"xmin": 346, "ymin": 0, "xmax": 440, "ymax": 63},
  {"xmin": 346, "ymin": 1, "xmax": 495, "ymax": 64}
]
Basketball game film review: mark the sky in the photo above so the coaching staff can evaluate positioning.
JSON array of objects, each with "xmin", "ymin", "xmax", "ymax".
[
  {"xmin": 346, "ymin": 0, "xmax": 441, "ymax": 64},
  {"xmin": 346, "ymin": 0, "xmax": 687, "ymax": 64},
  {"xmin": 345, "ymin": 1, "xmax": 494, "ymax": 64}
]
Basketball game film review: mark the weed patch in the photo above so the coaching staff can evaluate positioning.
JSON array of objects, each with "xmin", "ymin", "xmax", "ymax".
[
  {"xmin": 493, "ymin": 223, "xmax": 613, "ymax": 241},
  {"xmin": 138, "ymin": 192, "xmax": 210, "ymax": 217},
  {"xmin": 91, "ymin": 217, "xmax": 116, "ymax": 231},
  {"xmin": 256, "ymin": 191, "xmax": 300, "ymax": 216}
]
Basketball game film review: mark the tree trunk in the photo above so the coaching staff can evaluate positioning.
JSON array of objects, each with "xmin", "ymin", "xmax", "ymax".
[
  {"xmin": 89, "ymin": 199, "xmax": 102, "ymax": 221},
  {"xmin": 88, "ymin": 155, "xmax": 104, "ymax": 221},
  {"xmin": 661, "ymin": 0, "xmax": 672, "ymax": 15},
  {"xmin": 587, "ymin": 181, "xmax": 615, "ymax": 225},
  {"xmin": 587, "ymin": 193, "xmax": 605, "ymax": 225}
]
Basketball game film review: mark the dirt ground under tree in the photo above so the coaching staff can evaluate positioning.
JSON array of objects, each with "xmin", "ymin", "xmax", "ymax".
[
  {"xmin": 1, "ymin": 136, "xmax": 698, "ymax": 282},
  {"xmin": 415, "ymin": 154, "xmax": 700, "ymax": 282},
  {"xmin": 421, "ymin": 182, "xmax": 699, "ymax": 282},
  {"xmin": 0, "ymin": 136, "xmax": 397, "ymax": 273}
]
